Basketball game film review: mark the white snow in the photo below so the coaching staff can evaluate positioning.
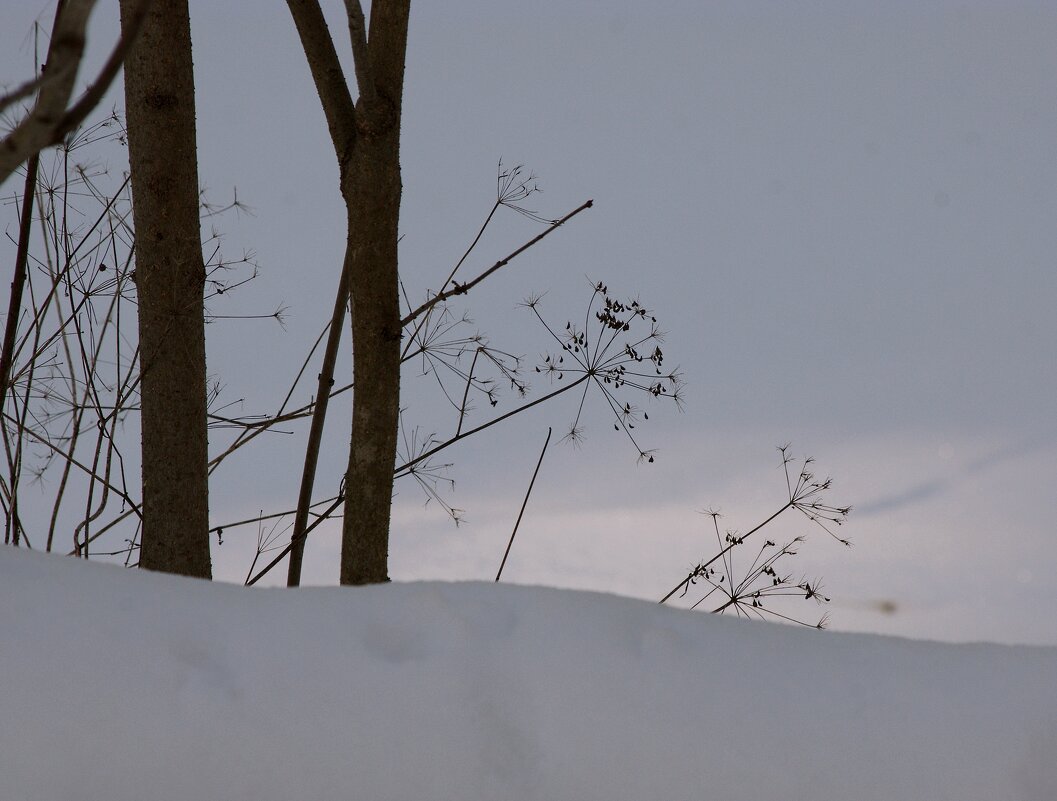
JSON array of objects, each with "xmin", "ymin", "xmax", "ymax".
[{"xmin": 2, "ymin": 546, "xmax": 1055, "ymax": 800}]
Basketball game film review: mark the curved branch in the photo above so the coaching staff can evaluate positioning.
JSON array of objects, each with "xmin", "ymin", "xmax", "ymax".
[
  {"xmin": 0, "ymin": 0, "xmax": 94, "ymax": 185},
  {"xmin": 0, "ymin": 0, "xmax": 153, "ymax": 187},
  {"xmin": 60, "ymin": 0, "xmax": 153, "ymax": 133}
]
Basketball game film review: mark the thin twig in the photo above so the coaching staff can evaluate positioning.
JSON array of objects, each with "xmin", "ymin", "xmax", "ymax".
[
  {"xmin": 395, "ymin": 375, "xmax": 588, "ymax": 476},
  {"xmin": 496, "ymin": 427, "xmax": 551, "ymax": 582},
  {"xmin": 400, "ymin": 200, "xmax": 593, "ymax": 328}
]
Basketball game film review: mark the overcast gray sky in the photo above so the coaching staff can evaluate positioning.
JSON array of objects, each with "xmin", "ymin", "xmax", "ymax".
[{"xmin": 3, "ymin": 1, "xmax": 1056, "ymax": 645}]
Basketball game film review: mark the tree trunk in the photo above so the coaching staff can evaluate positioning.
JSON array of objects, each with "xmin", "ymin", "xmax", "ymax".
[
  {"xmin": 120, "ymin": 0, "xmax": 211, "ymax": 578},
  {"xmin": 287, "ymin": 0, "xmax": 409, "ymax": 586},
  {"xmin": 339, "ymin": 122, "xmax": 403, "ymax": 585}
]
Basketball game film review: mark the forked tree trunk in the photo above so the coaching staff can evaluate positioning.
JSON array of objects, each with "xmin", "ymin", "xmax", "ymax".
[
  {"xmin": 287, "ymin": 0, "xmax": 409, "ymax": 586},
  {"xmin": 120, "ymin": 0, "xmax": 211, "ymax": 578}
]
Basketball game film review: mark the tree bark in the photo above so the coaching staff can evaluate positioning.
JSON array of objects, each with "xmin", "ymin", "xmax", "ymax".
[
  {"xmin": 287, "ymin": 0, "xmax": 409, "ymax": 585},
  {"xmin": 339, "ymin": 125, "xmax": 402, "ymax": 585},
  {"xmin": 338, "ymin": 0, "xmax": 409, "ymax": 585},
  {"xmin": 120, "ymin": 0, "xmax": 211, "ymax": 578}
]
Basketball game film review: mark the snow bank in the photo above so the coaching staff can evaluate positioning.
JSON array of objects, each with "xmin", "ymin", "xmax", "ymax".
[{"xmin": 2, "ymin": 546, "xmax": 1055, "ymax": 800}]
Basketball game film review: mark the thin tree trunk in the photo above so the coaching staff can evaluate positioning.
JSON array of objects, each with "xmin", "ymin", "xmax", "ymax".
[
  {"xmin": 287, "ymin": 0, "xmax": 409, "ymax": 585},
  {"xmin": 340, "ymin": 127, "xmax": 403, "ymax": 585},
  {"xmin": 338, "ymin": 0, "xmax": 409, "ymax": 585},
  {"xmin": 120, "ymin": 0, "xmax": 211, "ymax": 578}
]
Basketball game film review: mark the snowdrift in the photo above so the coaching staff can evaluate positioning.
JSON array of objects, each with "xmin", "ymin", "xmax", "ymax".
[{"xmin": 2, "ymin": 546, "xmax": 1055, "ymax": 800}]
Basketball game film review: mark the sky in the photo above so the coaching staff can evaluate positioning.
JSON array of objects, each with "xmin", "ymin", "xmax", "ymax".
[
  {"xmin": 2, "ymin": 1, "xmax": 1056, "ymax": 645},
  {"xmin": 4, "ymin": 547, "xmax": 1056, "ymax": 800}
]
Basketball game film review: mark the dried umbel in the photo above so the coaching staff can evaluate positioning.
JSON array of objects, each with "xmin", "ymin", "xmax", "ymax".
[
  {"xmin": 527, "ymin": 280, "xmax": 684, "ymax": 462},
  {"xmin": 663, "ymin": 446, "xmax": 851, "ymax": 628}
]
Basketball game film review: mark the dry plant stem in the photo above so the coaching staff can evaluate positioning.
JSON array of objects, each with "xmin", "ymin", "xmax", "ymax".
[
  {"xmin": 240, "ymin": 380, "xmax": 578, "ymax": 581},
  {"xmin": 286, "ymin": 257, "xmax": 350, "ymax": 586},
  {"xmin": 1, "ymin": 410, "xmax": 26, "ymax": 545},
  {"xmin": 212, "ymin": 305, "xmax": 522, "ymax": 453},
  {"xmin": 5, "ymin": 328, "xmax": 44, "ymax": 547},
  {"xmin": 63, "ymin": 270, "xmax": 124, "ymax": 555},
  {"xmin": 248, "ymin": 374, "xmax": 574, "ymax": 584},
  {"xmin": 244, "ymin": 377, "xmax": 586, "ymax": 585},
  {"xmin": 400, "ymin": 198, "xmax": 501, "ymax": 362},
  {"xmin": 11, "ymin": 363, "xmax": 39, "ymax": 543},
  {"xmin": 244, "ymin": 516, "xmax": 276, "ymax": 586},
  {"xmin": 400, "ymin": 200, "xmax": 594, "ymax": 329},
  {"xmin": 0, "ymin": 157, "xmax": 39, "ymax": 545},
  {"xmin": 65, "ymin": 507, "xmax": 136, "ymax": 556},
  {"xmin": 74, "ymin": 410, "xmax": 113, "ymax": 556},
  {"xmin": 396, "ymin": 375, "xmax": 588, "ymax": 477},
  {"xmin": 247, "ymin": 383, "xmax": 580, "ymax": 583},
  {"xmin": 5, "ymin": 113, "xmax": 156, "ymax": 560},
  {"xmin": 53, "ymin": 318, "xmax": 143, "ymax": 552},
  {"xmin": 220, "ymin": 494, "xmax": 340, "ymax": 540},
  {"xmin": 7, "ymin": 412, "xmax": 140, "ymax": 516},
  {"xmin": 7, "ymin": 174, "xmax": 131, "ymax": 390},
  {"xmin": 0, "ymin": 156, "xmax": 38, "ymax": 410},
  {"xmin": 247, "ymin": 494, "xmax": 344, "ymax": 586},
  {"xmin": 14, "ymin": 191, "xmax": 139, "ymax": 555},
  {"xmin": 30, "ymin": 165, "xmax": 76, "ymax": 550},
  {"xmin": 456, "ymin": 347, "xmax": 483, "ymax": 436},
  {"xmin": 207, "ymin": 326, "xmax": 332, "ymax": 472},
  {"xmin": 496, "ymin": 427, "xmax": 551, "ymax": 582},
  {"xmin": 658, "ymin": 501, "xmax": 793, "ymax": 604},
  {"xmin": 72, "ymin": 289, "xmax": 126, "ymax": 556},
  {"xmin": 658, "ymin": 450, "xmax": 849, "ymax": 625}
]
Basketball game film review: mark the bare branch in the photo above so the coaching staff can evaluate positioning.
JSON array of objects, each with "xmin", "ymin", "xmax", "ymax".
[
  {"xmin": 0, "ymin": 0, "xmax": 95, "ymax": 185},
  {"xmin": 395, "ymin": 375, "xmax": 589, "ymax": 476},
  {"xmin": 61, "ymin": 0, "xmax": 153, "ymax": 135},
  {"xmin": 0, "ymin": 74, "xmax": 50, "ymax": 116},
  {"xmin": 285, "ymin": 0, "xmax": 357, "ymax": 165},
  {"xmin": 363, "ymin": 0, "xmax": 410, "ymax": 104},
  {"xmin": 496, "ymin": 427, "xmax": 552, "ymax": 582},
  {"xmin": 0, "ymin": 0, "xmax": 152, "ymax": 187},
  {"xmin": 287, "ymin": 254, "xmax": 350, "ymax": 585},
  {"xmin": 400, "ymin": 199, "xmax": 594, "ymax": 328},
  {"xmin": 342, "ymin": 0, "xmax": 374, "ymax": 104}
]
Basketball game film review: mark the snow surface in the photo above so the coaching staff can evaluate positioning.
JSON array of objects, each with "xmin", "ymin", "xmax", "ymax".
[{"xmin": 2, "ymin": 547, "xmax": 1056, "ymax": 801}]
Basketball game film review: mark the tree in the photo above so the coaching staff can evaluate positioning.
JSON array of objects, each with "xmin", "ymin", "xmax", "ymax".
[
  {"xmin": 279, "ymin": 2, "xmax": 594, "ymax": 586},
  {"xmin": 285, "ymin": 0, "xmax": 410, "ymax": 585},
  {"xmin": 118, "ymin": 0, "xmax": 211, "ymax": 578},
  {"xmin": 2, "ymin": 4, "xmax": 853, "ymax": 631},
  {"xmin": 1, "ymin": 2, "xmax": 675, "ymax": 591},
  {"xmin": 1, "ymin": 1, "xmax": 600, "ymax": 583}
]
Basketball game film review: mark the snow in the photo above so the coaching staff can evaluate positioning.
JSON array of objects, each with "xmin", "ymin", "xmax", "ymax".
[{"xmin": 2, "ymin": 546, "xmax": 1055, "ymax": 800}]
